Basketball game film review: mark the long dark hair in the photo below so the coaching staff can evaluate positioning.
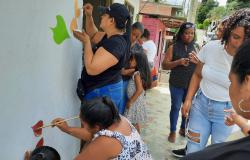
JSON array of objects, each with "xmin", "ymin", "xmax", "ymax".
[
  {"xmin": 80, "ymin": 97, "xmax": 121, "ymax": 129},
  {"xmin": 222, "ymin": 8, "xmax": 250, "ymax": 45},
  {"xmin": 141, "ymin": 28, "xmax": 150, "ymax": 40},
  {"xmin": 231, "ymin": 39, "xmax": 250, "ymax": 84},
  {"xmin": 175, "ymin": 22, "xmax": 196, "ymax": 43},
  {"xmin": 30, "ymin": 146, "xmax": 60, "ymax": 160},
  {"xmin": 131, "ymin": 51, "xmax": 152, "ymax": 90}
]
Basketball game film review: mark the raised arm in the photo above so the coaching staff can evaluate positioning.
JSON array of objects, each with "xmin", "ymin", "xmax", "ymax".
[
  {"xmin": 83, "ymin": 3, "xmax": 105, "ymax": 44},
  {"xmin": 74, "ymin": 30, "xmax": 119, "ymax": 75}
]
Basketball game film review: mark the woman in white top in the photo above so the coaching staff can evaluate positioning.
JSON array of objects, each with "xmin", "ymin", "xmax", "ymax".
[
  {"xmin": 141, "ymin": 29, "xmax": 157, "ymax": 69},
  {"xmin": 181, "ymin": 40, "xmax": 250, "ymax": 160},
  {"xmin": 181, "ymin": 9, "xmax": 250, "ymax": 154}
]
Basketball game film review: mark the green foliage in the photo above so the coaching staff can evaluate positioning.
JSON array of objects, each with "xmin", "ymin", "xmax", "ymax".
[
  {"xmin": 226, "ymin": 0, "xmax": 239, "ymax": 13},
  {"xmin": 196, "ymin": 0, "xmax": 219, "ymax": 24},
  {"xmin": 208, "ymin": 6, "xmax": 227, "ymax": 20},
  {"xmin": 207, "ymin": 0, "xmax": 250, "ymax": 22},
  {"xmin": 238, "ymin": 1, "xmax": 250, "ymax": 9},
  {"xmin": 226, "ymin": 0, "xmax": 250, "ymax": 10},
  {"xmin": 204, "ymin": 0, "xmax": 250, "ymax": 22},
  {"xmin": 203, "ymin": 19, "xmax": 211, "ymax": 29},
  {"xmin": 196, "ymin": 7, "xmax": 207, "ymax": 24},
  {"xmin": 197, "ymin": 23, "xmax": 204, "ymax": 29}
]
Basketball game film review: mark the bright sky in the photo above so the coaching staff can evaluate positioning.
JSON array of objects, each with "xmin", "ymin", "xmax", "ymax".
[{"xmin": 217, "ymin": 0, "xmax": 227, "ymax": 6}]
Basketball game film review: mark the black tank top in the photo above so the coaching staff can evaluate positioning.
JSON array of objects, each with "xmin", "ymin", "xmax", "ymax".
[{"xmin": 169, "ymin": 41, "xmax": 197, "ymax": 88}]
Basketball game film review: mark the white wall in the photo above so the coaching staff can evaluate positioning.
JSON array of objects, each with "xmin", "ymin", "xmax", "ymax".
[
  {"xmin": 0, "ymin": 0, "xmax": 83, "ymax": 159},
  {"xmin": 126, "ymin": 0, "xmax": 140, "ymax": 23},
  {"xmin": 113, "ymin": 0, "xmax": 125, "ymax": 4}
]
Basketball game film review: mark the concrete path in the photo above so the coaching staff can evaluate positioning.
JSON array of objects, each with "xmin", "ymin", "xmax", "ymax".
[{"xmin": 141, "ymin": 73, "xmax": 186, "ymax": 160}]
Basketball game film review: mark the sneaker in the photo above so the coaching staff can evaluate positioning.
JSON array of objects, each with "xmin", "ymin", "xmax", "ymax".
[{"xmin": 171, "ymin": 148, "xmax": 186, "ymax": 158}]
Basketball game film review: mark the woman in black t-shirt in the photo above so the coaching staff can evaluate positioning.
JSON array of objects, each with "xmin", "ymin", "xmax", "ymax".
[{"xmin": 73, "ymin": 3, "xmax": 131, "ymax": 113}]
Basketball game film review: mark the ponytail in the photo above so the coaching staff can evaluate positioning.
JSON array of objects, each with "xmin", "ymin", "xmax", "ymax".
[
  {"xmin": 123, "ymin": 17, "xmax": 131, "ymax": 66},
  {"xmin": 125, "ymin": 17, "xmax": 131, "ymax": 47},
  {"xmin": 102, "ymin": 96, "xmax": 121, "ymax": 122}
]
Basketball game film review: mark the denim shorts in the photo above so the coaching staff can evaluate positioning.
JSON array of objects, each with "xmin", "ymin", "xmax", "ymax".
[{"xmin": 84, "ymin": 81, "xmax": 124, "ymax": 114}]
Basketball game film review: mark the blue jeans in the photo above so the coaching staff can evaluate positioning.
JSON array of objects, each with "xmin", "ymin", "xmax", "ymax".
[
  {"xmin": 84, "ymin": 81, "xmax": 124, "ymax": 114},
  {"xmin": 121, "ymin": 80, "xmax": 129, "ymax": 115},
  {"xmin": 186, "ymin": 89, "xmax": 233, "ymax": 154},
  {"xmin": 169, "ymin": 85, "xmax": 187, "ymax": 132}
]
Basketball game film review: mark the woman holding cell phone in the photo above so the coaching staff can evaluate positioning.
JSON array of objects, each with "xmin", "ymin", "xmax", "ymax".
[{"xmin": 162, "ymin": 22, "xmax": 200, "ymax": 143}]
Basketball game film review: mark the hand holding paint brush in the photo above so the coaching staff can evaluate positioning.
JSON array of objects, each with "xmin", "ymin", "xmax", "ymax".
[
  {"xmin": 32, "ymin": 116, "xmax": 79, "ymax": 134},
  {"xmin": 51, "ymin": 116, "xmax": 80, "ymax": 133}
]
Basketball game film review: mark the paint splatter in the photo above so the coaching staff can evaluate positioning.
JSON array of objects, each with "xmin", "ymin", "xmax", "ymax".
[
  {"xmin": 70, "ymin": 17, "xmax": 78, "ymax": 32},
  {"xmin": 32, "ymin": 120, "xmax": 43, "ymax": 137},
  {"xmin": 50, "ymin": 15, "xmax": 70, "ymax": 45},
  {"xmin": 36, "ymin": 137, "xmax": 44, "ymax": 148},
  {"xmin": 74, "ymin": 0, "xmax": 81, "ymax": 18}
]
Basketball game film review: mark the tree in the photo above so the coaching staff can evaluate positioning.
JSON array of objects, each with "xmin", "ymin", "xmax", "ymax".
[
  {"xmin": 227, "ymin": 0, "xmax": 250, "ymax": 10},
  {"xmin": 196, "ymin": 0, "xmax": 218, "ymax": 24},
  {"xmin": 207, "ymin": 0, "xmax": 250, "ymax": 22},
  {"xmin": 208, "ymin": 6, "xmax": 227, "ymax": 20},
  {"xmin": 226, "ymin": 0, "xmax": 239, "ymax": 14},
  {"xmin": 203, "ymin": 18, "xmax": 211, "ymax": 29},
  {"xmin": 237, "ymin": 0, "xmax": 250, "ymax": 9}
]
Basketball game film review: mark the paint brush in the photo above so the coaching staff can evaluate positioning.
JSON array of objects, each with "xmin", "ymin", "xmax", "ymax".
[{"xmin": 35, "ymin": 116, "xmax": 80, "ymax": 130}]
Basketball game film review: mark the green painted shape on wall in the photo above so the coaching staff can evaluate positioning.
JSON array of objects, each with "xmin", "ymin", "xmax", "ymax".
[{"xmin": 51, "ymin": 15, "xmax": 70, "ymax": 45}]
